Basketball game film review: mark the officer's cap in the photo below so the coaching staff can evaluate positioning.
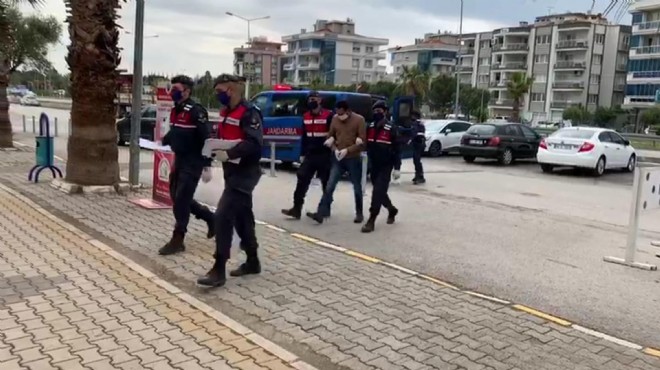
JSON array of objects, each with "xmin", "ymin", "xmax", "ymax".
[
  {"xmin": 214, "ymin": 74, "xmax": 247, "ymax": 86},
  {"xmin": 307, "ymin": 90, "xmax": 321, "ymax": 99},
  {"xmin": 171, "ymin": 75, "xmax": 194, "ymax": 89},
  {"xmin": 372, "ymin": 100, "xmax": 388, "ymax": 111}
]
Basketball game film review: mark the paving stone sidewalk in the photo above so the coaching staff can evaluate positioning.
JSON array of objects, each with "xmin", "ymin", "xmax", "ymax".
[{"xmin": 2, "ymin": 149, "xmax": 660, "ymax": 370}]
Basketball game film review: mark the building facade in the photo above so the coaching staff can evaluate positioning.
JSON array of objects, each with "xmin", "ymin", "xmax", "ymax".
[
  {"xmin": 625, "ymin": 0, "xmax": 660, "ymax": 110},
  {"xmin": 390, "ymin": 33, "xmax": 459, "ymax": 82},
  {"xmin": 233, "ymin": 37, "xmax": 284, "ymax": 86},
  {"xmin": 281, "ymin": 19, "xmax": 389, "ymax": 86}
]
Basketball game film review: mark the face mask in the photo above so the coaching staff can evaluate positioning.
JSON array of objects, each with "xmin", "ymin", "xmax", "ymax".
[
  {"xmin": 373, "ymin": 112, "xmax": 384, "ymax": 122},
  {"xmin": 338, "ymin": 114, "xmax": 349, "ymax": 121},
  {"xmin": 170, "ymin": 89, "xmax": 183, "ymax": 102},
  {"xmin": 307, "ymin": 101, "xmax": 319, "ymax": 110},
  {"xmin": 217, "ymin": 91, "xmax": 231, "ymax": 106}
]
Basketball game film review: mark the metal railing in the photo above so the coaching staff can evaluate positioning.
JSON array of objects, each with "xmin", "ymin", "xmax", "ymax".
[
  {"xmin": 556, "ymin": 40, "xmax": 589, "ymax": 49},
  {"xmin": 552, "ymin": 81, "xmax": 585, "ymax": 89},
  {"xmin": 554, "ymin": 61, "xmax": 586, "ymax": 69},
  {"xmin": 493, "ymin": 43, "xmax": 529, "ymax": 52},
  {"xmin": 489, "ymin": 99, "xmax": 514, "ymax": 106},
  {"xmin": 633, "ymin": 46, "xmax": 660, "ymax": 55},
  {"xmin": 492, "ymin": 62, "xmax": 527, "ymax": 70}
]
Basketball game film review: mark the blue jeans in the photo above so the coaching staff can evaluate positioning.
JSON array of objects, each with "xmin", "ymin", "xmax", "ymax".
[{"xmin": 317, "ymin": 156, "xmax": 363, "ymax": 217}]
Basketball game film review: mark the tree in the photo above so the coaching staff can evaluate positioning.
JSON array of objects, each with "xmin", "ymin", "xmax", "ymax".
[
  {"xmin": 640, "ymin": 106, "xmax": 660, "ymax": 129},
  {"xmin": 64, "ymin": 0, "xmax": 123, "ymax": 185},
  {"xmin": 0, "ymin": 3, "xmax": 61, "ymax": 148},
  {"xmin": 427, "ymin": 74, "xmax": 455, "ymax": 113},
  {"xmin": 459, "ymin": 85, "xmax": 490, "ymax": 119},
  {"xmin": 399, "ymin": 65, "xmax": 430, "ymax": 107},
  {"xmin": 562, "ymin": 104, "xmax": 592, "ymax": 125},
  {"xmin": 506, "ymin": 72, "xmax": 534, "ymax": 123},
  {"xmin": 593, "ymin": 106, "xmax": 620, "ymax": 128}
]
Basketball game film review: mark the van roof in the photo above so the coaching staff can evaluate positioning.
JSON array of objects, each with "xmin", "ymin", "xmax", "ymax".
[{"xmin": 258, "ymin": 90, "xmax": 373, "ymax": 97}]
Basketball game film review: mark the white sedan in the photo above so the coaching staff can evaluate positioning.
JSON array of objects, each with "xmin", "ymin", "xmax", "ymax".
[
  {"xmin": 423, "ymin": 119, "xmax": 472, "ymax": 157},
  {"xmin": 537, "ymin": 127, "xmax": 636, "ymax": 176},
  {"xmin": 20, "ymin": 94, "xmax": 40, "ymax": 106}
]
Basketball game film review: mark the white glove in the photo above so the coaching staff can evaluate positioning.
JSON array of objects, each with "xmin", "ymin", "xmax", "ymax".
[
  {"xmin": 355, "ymin": 137, "xmax": 363, "ymax": 145},
  {"xmin": 299, "ymin": 156, "xmax": 305, "ymax": 163},
  {"xmin": 324, "ymin": 137, "xmax": 335, "ymax": 148},
  {"xmin": 392, "ymin": 170, "xmax": 401, "ymax": 180},
  {"xmin": 335, "ymin": 148, "xmax": 348, "ymax": 161},
  {"xmin": 201, "ymin": 167, "xmax": 213, "ymax": 183},
  {"xmin": 214, "ymin": 150, "xmax": 229, "ymax": 162}
]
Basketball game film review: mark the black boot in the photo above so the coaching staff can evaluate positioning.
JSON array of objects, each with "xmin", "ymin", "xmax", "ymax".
[
  {"xmin": 230, "ymin": 254, "xmax": 261, "ymax": 277},
  {"xmin": 281, "ymin": 205, "xmax": 302, "ymax": 219},
  {"xmin": 387, "ymin": 207, "xmax": 398, "ymax": 225},
  {"xmin": 416, "ymin": 177, "xmax": 426, "ymax": 184},
  {"xmin": 306, "ymin": 212, "xmax": 324, "ymax": 224},
  {"xmin": 354, "ymin": 213, "xmax": 364, "ymax": 224},
  {"xmin": 206, "ymin": 218, "xmax": 215, "ymax": 239},
  {"xmin": 197, "ymin": 260, "xmax": 226, "ymax": 287},
  {"xmin": 159, "ymin": 232, "xmax": 186, "ymax": 255},
  {"xmin": 361, "ymin": 214, "xmax": 376, "ymax": 233}
]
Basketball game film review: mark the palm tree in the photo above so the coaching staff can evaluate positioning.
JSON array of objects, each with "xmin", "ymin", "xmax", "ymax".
[
  {"xmin": 63, "ymin": 0, "xmax": 122, "ymax": 185},
  {"xmin": 399, "ymin": 65, "xmax": 430, "ymax": 107},
  {"xmin": 506, "ymin": 72, "xmax": 534, "ymax": 123}
]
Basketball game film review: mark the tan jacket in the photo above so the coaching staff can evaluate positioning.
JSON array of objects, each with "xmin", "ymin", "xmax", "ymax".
[{"xmin": 327, "ymin": 112, "xmax": 366, "ymax": 159}]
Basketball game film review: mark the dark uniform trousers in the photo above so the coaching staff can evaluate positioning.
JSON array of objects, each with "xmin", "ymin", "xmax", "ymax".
[
  {"xmin": 293, "ymin": 152, "xmax": 331, "ymax": 207},
  {"xmin": 412, "ymin": 142, "xmax": 425, "ymax": 179},
  {"xmin": 369, "ymin": 162, "xmax": 395, "ymax": 216},
  {"xmin": 169, "ymin": 163, "xmax": 213, "ymax": 234}
]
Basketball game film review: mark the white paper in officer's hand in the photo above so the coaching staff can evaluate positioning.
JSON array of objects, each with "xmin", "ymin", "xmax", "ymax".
[
  {"xmin": 202, "ymin": 139, "xmax": 241, "ymax": 158},
  {"xmin": 139, "ymin": 138, "xmax": 171, "ymax": 151}
]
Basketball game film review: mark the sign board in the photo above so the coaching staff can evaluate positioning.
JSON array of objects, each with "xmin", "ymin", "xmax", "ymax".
[
  {"xmin": 152, "ymin": 150, "xmax": 174, "ymax": 206},
  {"xmin": 155, "ymin": 82, "xmax": 173, "ymax": 143}
]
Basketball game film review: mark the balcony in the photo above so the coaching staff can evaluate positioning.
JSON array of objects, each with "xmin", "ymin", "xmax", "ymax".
[
  {"xmin": 633, "ymin": 20, "xmax": 660, "ymax": 34},
  {"xmin": 297, "ymin": 47, "xmax": 321, "ymax": 55},
  {"xmin": 632, "ymin": 46, "xmax": 660, "ymax": 56},
  {"xmin": 462, "ymin": 47, "xmax": 475, "ymax": 55},
  {"xmin": 489, "ymin": 80, "xmax": 509, "ymax": 88},
  {"xmin": 492, "ymin": 43, "xmax": 529, "ymax": 52},
  {"xmin": 556, "ymin": 40, "xmax": 589, "ymax": 49},
  {"xmin": 552, "ymin": 81, "xmax": 584, "ymax": 89},
  {"xmin": 554, "ymin": 61, "xmax": 586, "ymax": 70},
  {"xmin": 492, "ymin": 62, "xmax": 527, "ymax": 70},
  {"xmin": 629, "ymin": 71, "xmax": 660, "ymax": 79},
  {"xmin": 614, "ymin": 83, "xmax": 626, "ymax": 91},
  {"xmin": 457, "ymin": 65, "xmax": 474, "ymax": 72},
  {"xmin": 494, "ymin": 27, "xmax": 530, "ymax": 36},
  {"xmin": 431, "ymin": 57, "xmax": 456, "ymax": 65},
  {"xmin": 283, "ymin": 63, "xmax": 295, "ymax": 71},
  {"xmin": 551, "ymin": 101, "xmax": 574, "ymax": 109},
  {"xmin": 489, "ymin": 98, "xmax": 514, "ymax": 106},
  {"xmin": 298, "ymin": 61, "xmax": 320, "ymax": 70}
]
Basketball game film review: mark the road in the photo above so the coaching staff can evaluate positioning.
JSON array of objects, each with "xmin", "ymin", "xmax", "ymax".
[{"xmin": 8, "ymin": 104, "xmax": 660, "ymax": 349}]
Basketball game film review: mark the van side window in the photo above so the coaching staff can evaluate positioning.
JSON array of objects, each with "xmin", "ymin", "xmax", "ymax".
[
  {"xmin": 346, "ymin": 95, "xmax": 374, "ymax": 121},
  {"xmin": 319, "ymin": 94, "xmax": 337, "ymax": 112},
  {"xmin": 251, "ymin": 95, "xmax": 269, "ymax": 114},
  {"xmin": 270, "ymin": 94, "xmax": 306, "ymax": 117}
]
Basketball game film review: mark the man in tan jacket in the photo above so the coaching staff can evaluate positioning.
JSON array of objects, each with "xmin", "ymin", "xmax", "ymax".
[{"xmin": 307, "ymin": 100, "xmax": 366, "ymax": 224}]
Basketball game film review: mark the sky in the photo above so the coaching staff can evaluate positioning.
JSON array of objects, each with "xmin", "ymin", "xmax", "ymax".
[{"xmin": 21, "ymin": 0, "xmax": 633, "ymax": 77}]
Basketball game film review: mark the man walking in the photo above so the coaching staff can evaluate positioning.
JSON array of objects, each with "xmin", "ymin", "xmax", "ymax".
[
  {"xmin": 159, "ymin": 75, "xmax": 215, "ymax": 256},
  {"xmin": 197, "ymin": 74, "xmax": 263, "ymax": 288},
  {"xmin": 306, "ymin": 100, "xmax": 366, "ymax": 224},
  {"xmin": 411, "ymin": 110, "xmax": 426, "ymax": 184},
  {"xmin": 282, "ymin": 91, "xmax": 333, "ymax": 219},
  {"xmin": 361, "ymin": 101, "xmax": 401, "ymax": 233}
]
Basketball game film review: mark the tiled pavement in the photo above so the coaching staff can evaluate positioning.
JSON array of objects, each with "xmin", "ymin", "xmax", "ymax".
[{"xmin": 2, "ymin": 148, "xmax": 660, "ymax": 370}]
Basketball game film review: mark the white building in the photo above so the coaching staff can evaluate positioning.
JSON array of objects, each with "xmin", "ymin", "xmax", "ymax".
[
  {"xmin": 624, "ymin": 0, "xmax": 660, "ymax": 110},
  {"xmin": 390, "ymin": 32, "xmax": 459, "ymax": 82},
  {"xmin": 281, "ymin": 19, "xmax": 389, "ymax": 86}
]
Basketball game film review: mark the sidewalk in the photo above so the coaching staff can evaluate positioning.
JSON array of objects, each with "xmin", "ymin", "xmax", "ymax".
[{"xmin": 2, "ymin": 148, "xmax": 660, "ymax": 370}]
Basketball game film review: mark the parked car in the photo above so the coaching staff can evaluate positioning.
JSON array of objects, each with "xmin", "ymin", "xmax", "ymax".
[
  {"xmin": 459, "ymin": 122, "xmax": 542, "ymax": 165},
  {"xmin": 423, "ymin": 119, "xmax": 472, "ymax": 157},
  {"xmin": 20, "ymin": 94, "xmax": 40, "ymax": 106},
  {"xmin": 536, "ymin": 127, "xmax": 636, "ymax": 177}
]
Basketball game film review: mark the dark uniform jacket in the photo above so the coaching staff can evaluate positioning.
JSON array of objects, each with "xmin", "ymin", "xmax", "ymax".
[
  {"xmin": 301, "ymin": 109, "xmax": 333, "ymax": 156},
  {"xmin": 367, "ymin": 119, "xmax": 402, "ymax": 170},
  {"xmin": 162, "ymin": 98, "xmax": 211, "ymax": 169},
  {"xmin": 411, "ymin": 119, "xmax": 426, "ymax": 146}
]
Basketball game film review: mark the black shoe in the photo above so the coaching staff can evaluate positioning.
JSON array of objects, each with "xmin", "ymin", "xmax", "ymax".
[
  {"xmin": 281, "ymin": 206, "xmax": 302, "ymax": 220},
  {"xmin": 197, "ymin": 262, "xmax": 226, "ymax": 287},
  {"xmin": 306, "ymin": 212, "xmax": 324, "ymax": 224},
  {"xmin": 361, "ymin": 220, "xmax": 375, "ymax": 233},
  {"xmin": 230, "ymin": 256, "xmax": 261, "ymax": 277},
  {"xmin": 159, "ymin": 232, "xmax": 185, "ymax": 255},
  {"xmin": 206, "ymin": 219, "xmax": 215, "ymax": 239},
  {"xmin": 354, "ymin": 214, "xmax": 364, "ymax": 224},
  {"xmin": 387, "ymin": 207, "xmax": 398, "ymax": 225},
  {"xmin": 416, "ymin": 178, "xmax": 426, "ymax": 184}
]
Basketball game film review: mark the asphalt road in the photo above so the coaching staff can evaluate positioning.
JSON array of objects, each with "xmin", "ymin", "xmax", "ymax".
[{"xmin": 8, "ymin": 104, "xmax": 660, "ymax": 348}]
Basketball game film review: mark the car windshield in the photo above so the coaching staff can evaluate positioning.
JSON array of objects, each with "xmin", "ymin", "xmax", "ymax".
[
  {"xmin": 466, "ymin": 125, "xmax": 496, "ymax": 135},
  {"xmin": 551, "ymin": 129, "xmax": 595, "ymax": 139}
]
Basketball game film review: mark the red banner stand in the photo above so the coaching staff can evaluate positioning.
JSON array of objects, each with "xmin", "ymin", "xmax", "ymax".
[{"xmin": 128, "ymin": 150, "xmax": 174, "ymax": 209}]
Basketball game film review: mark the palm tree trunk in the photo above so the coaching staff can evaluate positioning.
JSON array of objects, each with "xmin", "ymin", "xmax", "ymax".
[
  {"xmin": 0, "ymin": 68, "xmax": 13, "ymax": 148},
  {"xmin": 512, "ymin": 98, "xmax": 520, "ymax": 123},
  {"xmin": 64, "ymin": 0, "xmax": 121, "ymax": 185}
]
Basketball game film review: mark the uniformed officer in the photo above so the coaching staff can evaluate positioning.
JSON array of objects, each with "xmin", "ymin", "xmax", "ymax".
[
  {"xmin": 281, "ymin": 91, "xmax": 333, "ymax": 219},
  {"xmin": 362, "ymin": 100, "xmax": 400, "ymax": 233},
  {"xmin": 159, "ymin": 75, "xmax": 215, "ymax": 256},
  {"xmin": 197, "ymin": 74, "xmax": 263, "ymax": 288},
  {"xmin": 411, "ymin": 110, "xmax": 426, "ymax": 184}
]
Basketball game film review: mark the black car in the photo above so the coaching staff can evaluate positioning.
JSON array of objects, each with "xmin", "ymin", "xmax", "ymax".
[{"xmin": 459, "ymin": 122, "xmax": 542, "ymax": 165}]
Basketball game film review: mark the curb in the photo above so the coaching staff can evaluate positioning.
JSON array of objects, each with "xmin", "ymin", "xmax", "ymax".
[{"xmin": 0, "ymin": 183, "xmax": 318, "ymax": 370}]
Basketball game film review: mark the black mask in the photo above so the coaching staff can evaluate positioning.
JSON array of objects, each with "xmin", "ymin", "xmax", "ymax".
[
  {"xmin": 373, "ymin": 112, "xmax": 384, "ymax": 122},
  {"xmin": 307, "ymin": 101, "xmax": 319, "ymax": 110}
]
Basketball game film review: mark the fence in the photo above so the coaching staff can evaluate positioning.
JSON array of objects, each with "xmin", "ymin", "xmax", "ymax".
[{"xmin": 17, "ymin": 115, "xmax": 66, "ymax": 137}]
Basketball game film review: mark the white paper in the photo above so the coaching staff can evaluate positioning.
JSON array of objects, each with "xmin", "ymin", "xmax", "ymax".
[
  {"xmin": 139, "ymin": 138, "xmax": 171, "ymax": 152},
  {"xmin": 203, "ymin": 139, "xmax": 242, "ymax": 164}
]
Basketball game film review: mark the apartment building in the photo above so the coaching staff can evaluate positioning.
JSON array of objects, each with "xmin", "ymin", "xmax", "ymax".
[
  {"xmin": 625, "ymin": 0, "xmax": 660, "ymax": 110},
  {"xmin": 233, "ymin": 37, "xmax": 284, "ymax": 86},
  {"xmin": 281, "ymin": 19, "xmax": 389, "ymax": 85},
  {"xmin": 390, "ymin": 33, "xmax": 459, "ymax": 81}
]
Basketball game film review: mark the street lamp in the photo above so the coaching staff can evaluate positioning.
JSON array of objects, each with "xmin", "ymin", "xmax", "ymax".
[
  {"xmin": 128, "ymin": 0, "xmax": 145, "ymax": 186},
  {"xmin": 225, "ymin": 11, "xmax": 270, "ymax": 99},
  {"xmin": 454, "ymin": 0, "xmax": 464, "ymax": 117}
]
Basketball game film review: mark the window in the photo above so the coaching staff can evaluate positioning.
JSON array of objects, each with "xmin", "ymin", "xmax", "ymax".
[
  {"xmin": 534, "ymin": 54, "xmax": 548, "ymax": 64},
  {"xmin": 593, "ymin": 55, "xmax": 602, "ymax": 65},
  {"xmin": 536, "ymin": 35, "xmax": 549, "ymax": 44},
  {"xmin": 364, "ymin": 59, "xmax": 373, "ymax": 68},
  {"xmin": 531, "ymin": 93, "xmax": 545, "ymax": 102},
  {"xmin": 467, "ymin": 125, "xmax": 496, "ymax": 135},
  {"xmin": 588, "ymin": 94, "xmax": 598, "ymax": 104},
  {"xmin": 352, "ymin": 58, "xmax": 360, "ymax": 68},
  {"xmin": 267, "ymin": 94, "xmax": 306, "ymax": 117},
  {"xmin": 520, "ymin": 126, "xmax": 539, "ymax": 139},
  {"xmin": 351, "ymin": 73, "xmax": 358, "ymax": 82},
  {"xmin": 598, "ymin": 132, "xmax": 612, "ymax": 143},
  {"xmin": 479, "ymin": 57, "xmax": 489, "ymax": 66},
  {"xmin": 455, "ymin": 122, "xmax": 472, "ymax": 132},
  {"xmin": 352, "ymin": 43, "xmax": 361, "ymax": 53},
  {"xmin": 595, "ymin": 34, "xmax": 605, "ymax": 44},
  {"xmin": 143, "ymin": 106, "xmax": 156, "ymax": 118},
  {"xmin": 478, "ymin": 75, "xmax": 489, "ymax": 83},
  {"xmin": 609, "ymin": 132, "xmax": 627, "ymax": 145},
  {"xmin": 590, "ymin": 74, "xmax": 600, "ymax": 84},
  {"xmin": 479, "ymin": 40, "xmax": 490, "ymax": 49},
  {"xmin": 365, "ymin": 45, "xmax": 374, "ymax": 53},
  {"xmin": 502, "ymin": 125, "xmax": 523, "ymax": 137},
  {"xmin": 623, "ymin": 35, "xmax": 630, "ymax": 47},
  {"xmin": 364, "ymin": 74, "xmax": 372, "ymax": 81},
  {"xmin": 535, "ymin": 75, "xmax": 547, "ymax": 83}
]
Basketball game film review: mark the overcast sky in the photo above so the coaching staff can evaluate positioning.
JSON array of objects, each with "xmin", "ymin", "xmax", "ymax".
[{"xmin": 22, "ymin": 0, "xmax": 631, "ymax": 77}]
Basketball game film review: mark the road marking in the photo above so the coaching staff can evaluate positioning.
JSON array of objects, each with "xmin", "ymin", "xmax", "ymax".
[
  {"xmin": 255, "ymin": 219, "xmax": 268, "ymax": 225},
  {"xmin": 290, "ymin": 233, "xmax": 319, "ymax": 243},
  {"xmin": 344, "ymin": 250, "xmax": 381, "ymax": 263},
  {"xmin": 512, "ymin": 305, "xmax": 571, "ymax": 327},
  {"xmin": 643, "ymin": 348, "xmax": 660, "ymax": 358},
  {"xmin": 265, "ymin": 224, "xmax": 286, "ymax": 232},
  {"xmin": 572, "ymin": 325, "xmax": 642, "ymax": 350},
  {"xmin": 313, "ymin": 240, "xmax": 347, "ymax": 252},
  {"xmin": 464, "ymin": 291, "xmax": 511, "ymax": 305},
  {"xmin": 418, "ymin": 274, "xmax": 460, "ymax": 290},
  {"xmin": 381, "ymin": 262, "xmax": 419, "ymax": 276}
]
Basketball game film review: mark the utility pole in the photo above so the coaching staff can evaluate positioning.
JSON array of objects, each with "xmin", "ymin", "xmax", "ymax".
[
  {"xmin": 454, "ymin": 0, "xmax": 464, "ymax": 117},
  {"xmin": 225, "ymin": 12, "xmax": 269, "ymax": 98},
  {"xmin": 128, "ymin": 0, "xmax": 145, "ymax": 186}
]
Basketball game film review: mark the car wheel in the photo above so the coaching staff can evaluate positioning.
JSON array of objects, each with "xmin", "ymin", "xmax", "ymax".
[
  {"xmin": 593, "ymin": 156, "xmax": 606, "ymax": 177},
  {"xmin": 498, "ymin": 148, "xmax": 514, "ymax": 166},
  {"xmin": 541, "ymin": 164, "xmax": 554, "ymax": 173},
  {"xmin": 463, "ymin": 156, "xmax": 476, "ymax": 163},
  {"xmin": 624, "ymin": 154, "xmax": 636, "ymax": 173},
  {"xmin": 428, "ymin": 141, "xmax": 443, "ymax": 157}
]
